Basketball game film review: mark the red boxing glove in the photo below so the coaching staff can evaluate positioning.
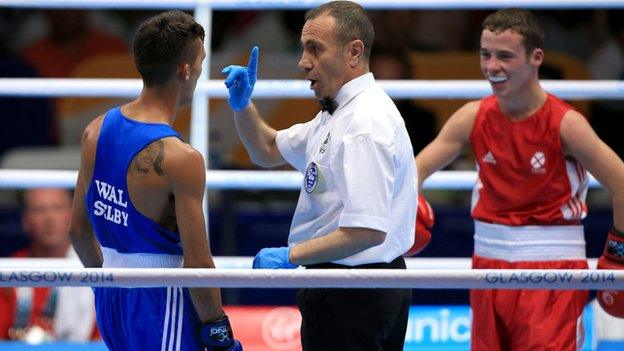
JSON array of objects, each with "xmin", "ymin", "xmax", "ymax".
[
  {"xmin": 405, "ymin": 195, "xmax": 434, "ymax": 256},
  {"xmin": 597, "ymin": 228, "xmax": 624, "ymax": 318}
]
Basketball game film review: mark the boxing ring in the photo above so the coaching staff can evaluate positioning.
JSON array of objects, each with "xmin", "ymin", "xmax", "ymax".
[
  {"xmin": 0, "ymin": 0, "xmax": 620, "ymax": 292},
  {"xmin": 1, "ymin": 0, "xmax": 624, "ymax": 350}
]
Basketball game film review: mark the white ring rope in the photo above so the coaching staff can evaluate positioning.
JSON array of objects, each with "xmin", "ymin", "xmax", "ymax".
[
  {"xmin": 0, "ymin": 257, "xmax": 599, "ymax": 270},
  {"xmin": 0, "ymin": 268, "xmax": 621, "ymax": 289},
  {"xmin": 1, "ymin": 79, "xmax": 624, "ymax": 100},
  {"xmin": 2, "ymin": 0, "xmax": 624, "ymax": 10},
  {"xmin": 0, "ymin": 169, "xmax": 602, "ymax": 190}
]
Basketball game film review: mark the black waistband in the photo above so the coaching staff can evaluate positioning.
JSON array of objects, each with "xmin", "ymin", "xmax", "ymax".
[{"xmin": 305, "ymin": 255, "xmax": 406, "ymax": 269}]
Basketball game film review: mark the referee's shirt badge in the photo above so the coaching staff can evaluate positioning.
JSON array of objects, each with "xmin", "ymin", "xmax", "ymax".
[{"xmin": 304, "ymin": 162, "xmax": 318, "ymax": 193}]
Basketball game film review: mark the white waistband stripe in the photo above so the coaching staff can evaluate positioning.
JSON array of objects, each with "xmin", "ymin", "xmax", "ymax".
[
  {"xmin": 102, "ymin": 247, "xmax": 184, "ymax": 268},
  {"xmin": 474, "ymin": 221, "xmax": 586, "ymax": 261}
]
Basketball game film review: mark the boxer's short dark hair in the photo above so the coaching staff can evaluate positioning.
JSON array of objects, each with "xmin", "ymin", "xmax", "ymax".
[
  {"xmin": 133, "ymin": 10, "xmax": 205, "ymax": 87},
  {"xmin": 482, "ymin": 8, "xmax": 545, "ymax": 56}
]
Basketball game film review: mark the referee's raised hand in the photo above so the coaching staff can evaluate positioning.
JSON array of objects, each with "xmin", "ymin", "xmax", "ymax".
[{"xmin": 221, "ymin": 46, "xmax": 258, "ymax": 111}]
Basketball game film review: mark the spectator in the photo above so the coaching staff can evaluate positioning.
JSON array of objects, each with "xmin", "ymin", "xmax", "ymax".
[{"xmin": 0, "ymin": 188, "xmax": 98, "ymax": 342}]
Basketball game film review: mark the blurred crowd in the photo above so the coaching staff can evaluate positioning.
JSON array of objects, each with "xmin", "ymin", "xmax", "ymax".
[{"xmin": 1, "ymin": 9, "xmax": 623, "ymax": 168}]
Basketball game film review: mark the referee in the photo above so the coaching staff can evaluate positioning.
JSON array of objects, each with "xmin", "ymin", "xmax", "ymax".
[{"xmin": 221, "ymin": 2, "xmax": 416, "ymax": 350}]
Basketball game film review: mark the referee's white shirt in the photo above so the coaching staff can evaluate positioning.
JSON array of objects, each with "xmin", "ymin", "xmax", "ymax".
[{"xmin": 275, "ymin": 73, "xmax": 417, "ymax": 266}]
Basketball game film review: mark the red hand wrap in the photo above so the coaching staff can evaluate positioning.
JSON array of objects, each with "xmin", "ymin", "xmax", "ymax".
[
  {"xmin": 597, "ymin": 228, "xmax": 624, "ymax": 318},
  {"xmin": 405, "ymin": 195, "xmax": 434, "ymax": 256}
]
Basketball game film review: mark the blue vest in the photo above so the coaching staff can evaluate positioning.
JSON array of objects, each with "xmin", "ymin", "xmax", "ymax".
[{"xmin": 86, "ymin": 107, "xmax": 183, "ymax": 254}]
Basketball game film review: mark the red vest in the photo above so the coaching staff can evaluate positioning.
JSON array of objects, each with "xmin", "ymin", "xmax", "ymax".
[{"xmin": 470, "ymin": 94, "xmax": 588, "ymax": 226}]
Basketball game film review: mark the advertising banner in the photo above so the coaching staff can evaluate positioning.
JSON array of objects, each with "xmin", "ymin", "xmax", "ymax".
[{"xmin": 225, "ymin": 305, "xmax": 596, "ymax": 351}]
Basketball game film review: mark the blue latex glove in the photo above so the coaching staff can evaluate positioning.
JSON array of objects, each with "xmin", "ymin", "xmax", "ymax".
[
  {"xmin": 253, "ymin": 246, "xmax": 297, "ymax": 269},
  {"xmin": 200, "ymin": 315, "xmax": 243, "ymax": 351},
  {"xmin": 221, "ymin": 46, "xmax": 258, "ymax": 111}
]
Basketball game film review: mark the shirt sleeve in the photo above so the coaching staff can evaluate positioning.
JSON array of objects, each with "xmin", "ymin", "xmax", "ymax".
[
  {"xmin": 276, "ymin": 120, "xmax": 313, "ymax": 173},
  {"xmin": 333, "ymin": 133, "xmax": 395, "ymax": 233}
]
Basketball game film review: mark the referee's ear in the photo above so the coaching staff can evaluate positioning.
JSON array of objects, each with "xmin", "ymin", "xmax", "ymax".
[{"xmin": 347, "ymin": 39, "xmax": 364, "ymax": 68}]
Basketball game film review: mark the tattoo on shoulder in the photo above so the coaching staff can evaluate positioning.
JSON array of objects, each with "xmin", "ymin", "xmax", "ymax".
[
  {"xmin": 132, "ymin": 140, "xmax": 165, "ymax": 178},
  {"xmin": 152, "ymin": 141, "xmax": 165, "ymax": 175}
]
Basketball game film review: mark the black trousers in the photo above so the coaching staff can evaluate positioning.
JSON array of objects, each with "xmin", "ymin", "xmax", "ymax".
[{"xmin": 297, "ymin": 256, "xmax": 411, "ymax": 351}]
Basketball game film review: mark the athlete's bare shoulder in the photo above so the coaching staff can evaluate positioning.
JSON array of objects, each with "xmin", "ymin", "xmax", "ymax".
[
  {"xmin": 162, "ymin": 138, "xmax": 205, "ymax": 175},
  {"xmin": 163, "ymin": 138, "xmax": 201, "ymax": 156},
  {"xmin": 439, "ymin": 100, "xmax": 481, "ymax": 140},
  {"xmin": 79, "ymin": 114, "xmax": 106, "ymax": 164},
  {"xmin": 81, "ymin": 114, "xmax": 105, "ymax": 148},
  {"xmin": 560, "ymin": 108, "xmax": 597, "ymax": 156},
  {"xmin": 456, "ymin": 100, "xmax": 481, "ymax": 122},
  {"xmin": 158, "ymin": 138, "xmax": 206, "ymax": 194},
  {"xmin": 76, "ymin": 114, "xmax": 107, "ymax": 192},
  {"xmin": 127, "ymin": 137, "xmax": 205, "ymax": 183},
  {"xmin": 465, "ymin": 100, "xmax": 482, "ymax": 111}
]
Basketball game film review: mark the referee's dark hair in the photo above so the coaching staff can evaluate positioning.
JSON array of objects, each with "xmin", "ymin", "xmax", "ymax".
[{"xmin": 305, "ymin": 1, "xmax": 375, "ymax": 61}]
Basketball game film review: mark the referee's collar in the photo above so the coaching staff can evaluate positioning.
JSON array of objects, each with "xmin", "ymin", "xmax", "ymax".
[{"xmin": 332, "ymin": 72, "xmax": 375, "ymax": 114}]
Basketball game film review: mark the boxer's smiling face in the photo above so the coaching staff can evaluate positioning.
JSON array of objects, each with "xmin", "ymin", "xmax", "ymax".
[{"xmin": 480, "ymin": 29, "xmax": 543, "ymax": 99}]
